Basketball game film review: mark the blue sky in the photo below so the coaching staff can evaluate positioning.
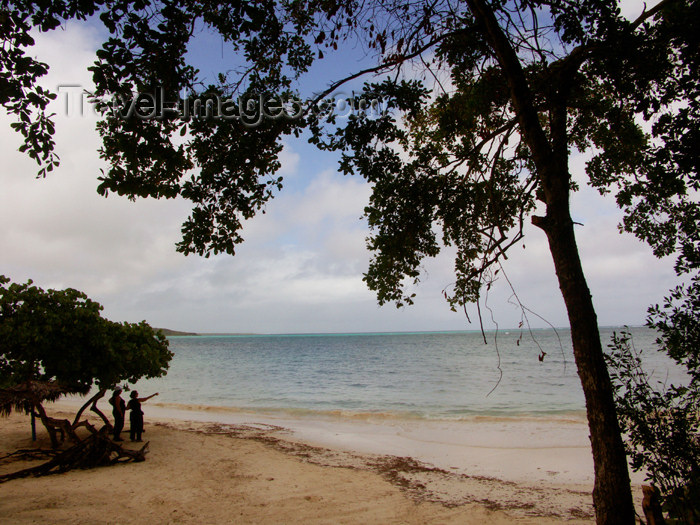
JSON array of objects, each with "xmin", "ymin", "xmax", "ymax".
[{"xmin": 0, "ymin": 0, "xmax": 678, "ymax": 334}]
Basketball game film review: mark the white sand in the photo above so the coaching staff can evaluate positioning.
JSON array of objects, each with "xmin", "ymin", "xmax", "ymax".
[
  {"xmin": 1, "ymin": 399, "xmax": 649, "ymax": 523},
  {"xmin": 143, "ymin": 403, "xmax": 596, "ymax": 485}
]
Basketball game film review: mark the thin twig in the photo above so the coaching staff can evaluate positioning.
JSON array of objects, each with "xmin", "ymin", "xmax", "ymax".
[
  {"xmin": 498, "ymin": 261, "xmax": 566, "ymax": 371},
  {"xmin": 483, "ymin": 272, "xmax": 503, "ymax": 397}
]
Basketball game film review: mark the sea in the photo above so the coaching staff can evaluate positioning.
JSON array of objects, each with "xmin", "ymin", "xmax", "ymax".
[{"xmin": 131, "ymin": 326, "xmax": 686, "ymax": 421}]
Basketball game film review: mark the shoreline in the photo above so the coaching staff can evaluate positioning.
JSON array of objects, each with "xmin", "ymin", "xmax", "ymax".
[
  {"xmin": 2, "ymin": 400, "xmax": 649, "ymax": 523},
  {"xmin": 51, "ymin": 397, "xmax": 649, "ymax": 487}
]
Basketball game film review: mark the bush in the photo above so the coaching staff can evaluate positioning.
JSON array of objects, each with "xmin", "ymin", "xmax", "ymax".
[{"xmin": 606, "ymin": 279, "xmax": 700, "ymax": 523}]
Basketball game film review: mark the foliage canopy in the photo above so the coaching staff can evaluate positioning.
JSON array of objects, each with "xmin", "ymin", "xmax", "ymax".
[{"xmin": 0, "ymin": 275, "xmax": 172, "ymax": 395}]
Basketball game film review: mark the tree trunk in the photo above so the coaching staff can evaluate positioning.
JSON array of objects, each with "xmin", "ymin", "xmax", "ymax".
[
  {"xmin": 534, "ymin": 198, "xmax": 635, "ymax": 524},
  {"xmin": 72, "ymin": 388, "xmax": 109, "ymax": 428},
  {"xmin": 463, "ymin": 2, "xmax": 638, "ymax": 522},
  {"xmin": 33, "ymin": 402, "xmax": 81, "ymax": 447},
  {"xmin": 32, "ymin": 402, "xmax": 60, "ymax": 449}
]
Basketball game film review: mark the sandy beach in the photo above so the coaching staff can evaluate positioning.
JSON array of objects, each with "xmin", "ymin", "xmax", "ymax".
[{"xmin": 0, "ymin": 403, "xmax": 645, "ymax": 524}]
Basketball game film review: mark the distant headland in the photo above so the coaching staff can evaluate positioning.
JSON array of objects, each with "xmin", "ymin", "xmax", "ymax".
[
  {"xmin": 157, "ymin": 328, "xmax": 199, "ymax": 336},
  {"xmin": 156, "ymin": 328, "xmax": 258, "ymax": 336}
]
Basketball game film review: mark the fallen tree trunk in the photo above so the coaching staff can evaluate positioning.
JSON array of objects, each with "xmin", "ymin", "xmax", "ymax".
[{"xmin": 0, "ymin": 425, "xmax": 148, "ymax": 483}]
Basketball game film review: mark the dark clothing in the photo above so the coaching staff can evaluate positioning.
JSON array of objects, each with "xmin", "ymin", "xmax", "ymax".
[
  {"xmin": 109, "ymin": 396, "xmax": 126, "ymax": 440},
  {"xmin": 127, "ymin": 398, "xmax": 144, "ymax": 441}
]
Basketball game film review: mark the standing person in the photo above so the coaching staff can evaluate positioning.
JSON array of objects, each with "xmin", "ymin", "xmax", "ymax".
[
  {"xmin": 127, "ymin": 390, "xmax": 158, "ymax": 442},
  {"xmin": 108, "ymin": 387, "xmax": 126, "ymax": 441}
]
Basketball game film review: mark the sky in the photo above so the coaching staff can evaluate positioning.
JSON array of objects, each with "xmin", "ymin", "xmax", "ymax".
[{"xmin": 0, "ymin": 0, "xmax": 678, "ymax": 334}]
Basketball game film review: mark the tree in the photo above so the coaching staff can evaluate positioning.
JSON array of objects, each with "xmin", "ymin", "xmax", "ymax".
[
  {"xmin": 2, "ymin": 1, "xmax": 698, "ymax": 523},
  {"xmin": 0, "ymin": 275, "xmax": 172, "ymax": 447}
]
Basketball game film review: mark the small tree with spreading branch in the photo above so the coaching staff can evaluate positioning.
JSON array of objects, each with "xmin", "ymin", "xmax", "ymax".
[{"xmin": 0, "ymin": 275, "xmax": 172, "ymax": 448}]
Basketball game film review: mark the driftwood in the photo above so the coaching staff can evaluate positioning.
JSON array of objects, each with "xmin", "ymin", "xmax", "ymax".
[
  {"xmin": 642, "ymin": 485, "xmax": 666, "ymax": 525},
  {"xmin": 1, "ymin": 385, "xmax": 149, "ymax": 484},
  {"xmin": 0, "ymin": 449, "xmax": 58, "ymax": 463},
  {"xmin": 0, "ymin": 425, "xmax": 148, "ymax": 484}
]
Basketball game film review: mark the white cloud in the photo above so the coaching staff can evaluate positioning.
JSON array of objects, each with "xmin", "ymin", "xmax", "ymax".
[{"xmin": 0, "ymin": 26, "xmax": 190, "ymax": 299}]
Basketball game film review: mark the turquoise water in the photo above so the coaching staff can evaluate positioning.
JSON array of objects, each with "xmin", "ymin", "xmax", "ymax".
[{"xmin": 135, "ymin": 326, "xmax": 682, "ymax": 420}]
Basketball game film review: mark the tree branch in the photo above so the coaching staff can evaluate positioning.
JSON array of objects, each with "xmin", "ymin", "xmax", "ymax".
[
  {"xmin": 631, "ymin": 0, "xmax": 678, "ymax": 30},
  {"xmin": 465, "ymin": 0, "xmax": 554, "ymax": 178},
  {"xmin": 305, "ymin": 33, "xmax": 454, "ymax": 113},
  {"xmin": 72, "ymin": 388, "xmax": 107, "ymax": 428}
]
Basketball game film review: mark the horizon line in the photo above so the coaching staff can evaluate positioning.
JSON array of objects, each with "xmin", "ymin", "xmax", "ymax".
[{"xmin": 161, "ymin": 325, "xmax": 648, "ymax": 337}]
